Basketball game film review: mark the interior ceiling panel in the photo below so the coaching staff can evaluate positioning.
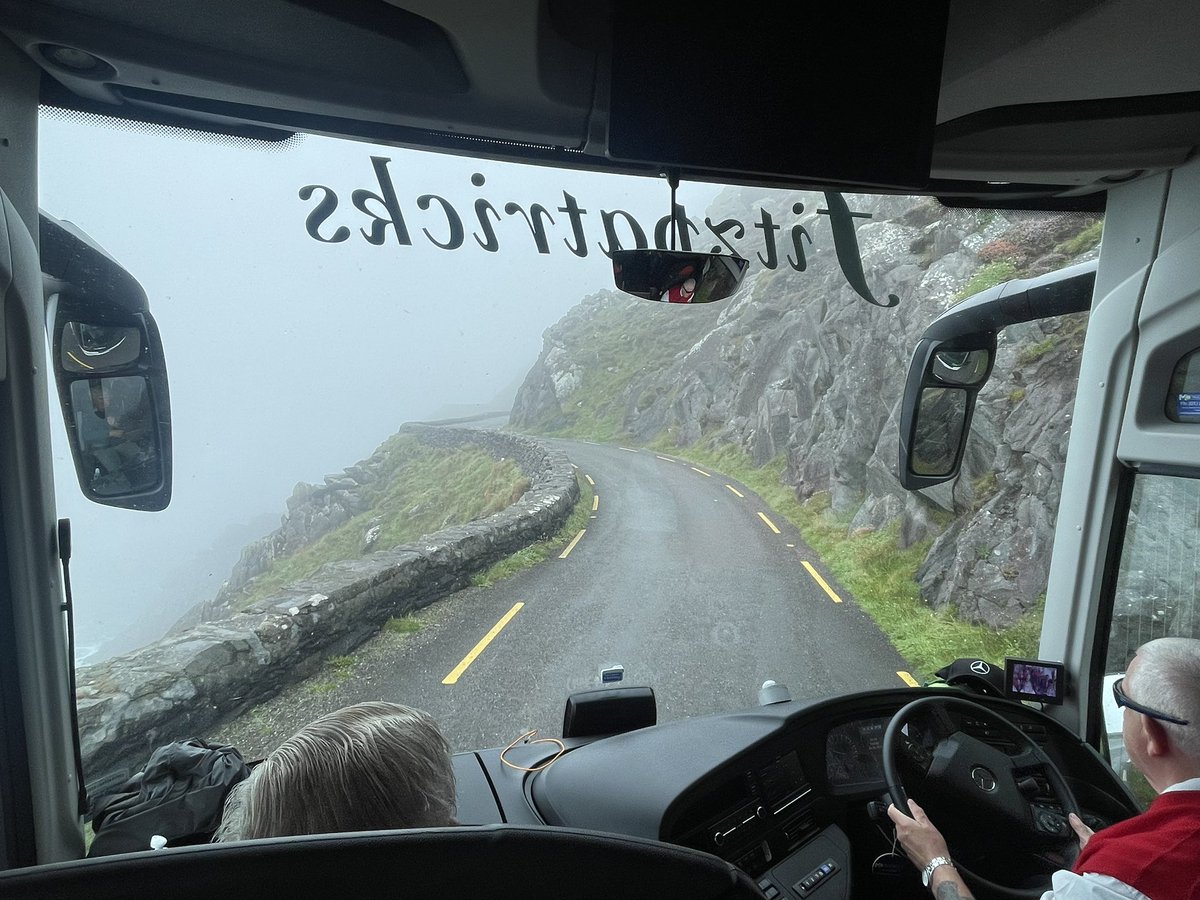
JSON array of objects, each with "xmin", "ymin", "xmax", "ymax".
[{"xmin": 3, "ymin": 0, "xmax": 1200, "ymax": 207}]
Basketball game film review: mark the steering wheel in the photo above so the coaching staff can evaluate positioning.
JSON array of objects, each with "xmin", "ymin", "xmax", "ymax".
[{"xmin": 882, "ymin": 696, "xmax": 1082, "ymax": 899}]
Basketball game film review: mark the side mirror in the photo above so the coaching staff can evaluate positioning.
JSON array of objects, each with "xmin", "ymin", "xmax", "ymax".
[
  {"xmin": 612, "ymin": 249, "xmax": 749, "ymax": 304},
  {"xmin": 41, "ymin": 212, "xmax": 172, "ymax": 511},
  {"xmin": 899, "ymin": 339, "xmax": 995, "ymax": 489},
  {"xmin": 897, "ymin": 260, "xmax": 1098, "ymax": 492}
]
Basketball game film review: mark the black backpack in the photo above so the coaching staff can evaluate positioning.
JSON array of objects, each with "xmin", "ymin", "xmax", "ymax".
[{"xmin": 88, "ymin": 739, "xmax": 252, "ymax": 856}]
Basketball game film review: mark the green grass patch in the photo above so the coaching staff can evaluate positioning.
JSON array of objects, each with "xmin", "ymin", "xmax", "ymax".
[
  {"xmin": 471, "ymin": 474, "xmax": 594, "ymax": 587},
  {"xmin": 641, "ymin": 443, "xmax": 1042, "ymax": 681},
  {"xmin": 1016, "ymin": 336, "xmax": 1057, "ymax": 365},
  {"xmin": 384, "ymin": 615, "xmax": 422, "ymax": 635},
  {"xmin": 1055, "ymin": 220, "xmax": 1104, "ymax": 257},
  {"xmin": 956, "ymin": 261, "xmax": 1018, "ymax": 301},
  {"xmin": 236, "ymin": 436, "xmax": 528, "ymax": 608},
  {"xmin": 304, "ymin": 654, "xmax": 358, "ymax": 695},
  {"xmin": 972, "ymin": 473, "xmax": 999, "ymax": 509},
  {"xmin": 1009, "ymin": 387, "xmax": 1026, "ymax": 403}
]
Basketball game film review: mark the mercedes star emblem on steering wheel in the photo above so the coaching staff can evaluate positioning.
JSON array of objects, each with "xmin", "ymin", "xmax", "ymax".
[
  {"xmin": 971, "ymin": 766, "xmax": 998, "ymax": 792},
  {"xmin": 970, "ymin": 660, "xmax": 991, "ymax": 675}
]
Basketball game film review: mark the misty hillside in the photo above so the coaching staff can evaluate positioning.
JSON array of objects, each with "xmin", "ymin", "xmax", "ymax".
[{"xmin": 510, "ymin": 189, "xmax": 1102, "ymax": 630}]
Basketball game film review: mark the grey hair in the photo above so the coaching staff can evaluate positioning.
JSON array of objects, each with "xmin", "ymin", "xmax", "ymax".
[
  {"xmin": 1130, "ymin": 637, "xmax": 1200, "ymax": 761},
  {"xmin": 215, "ymin": 701, "xmax": 456, "ymax": 841}
]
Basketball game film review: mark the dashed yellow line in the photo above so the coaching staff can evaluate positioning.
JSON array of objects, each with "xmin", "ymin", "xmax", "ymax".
[
  {"xmin": 802, "ymin": 561, "xmax": 842, "ymax": 603},
  {"xmin": 757, "ymin": 512, "xmax": 781, "ymax": 534},
  {"xmin": 442, "ymin": 602, "xmax": 524, "ymax": 685},
  {"xmin": 691, "ymin": 467, "xmax": 712, "ymax": 477},
  {"xmin": 584, "ymin": 474, "xmax": 595, "ymax": 486},
  {"xmin": 559, "ymin": 529, "xmax": 587, "ymax": 559},
  {"xmin": 592, "ymin": 494, "xmax": 599, "ymax": 512},
  {"xmin": 898, "ymin": 671, "xmax": 920, "ymax": 687},
  {"xmin": 725, "ymin": 484, "xmax": 744, "ymax": 498}
]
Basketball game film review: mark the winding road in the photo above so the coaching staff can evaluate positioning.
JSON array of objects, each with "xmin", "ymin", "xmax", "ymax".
[{"xmin": 311, "ymin": 438, "xmax": 915, "ymax": 754}]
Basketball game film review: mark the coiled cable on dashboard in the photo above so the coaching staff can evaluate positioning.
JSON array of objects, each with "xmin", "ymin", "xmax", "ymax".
[{"xmin": 500, "ymin": 729, "xmax": 566, "ymax": 772}]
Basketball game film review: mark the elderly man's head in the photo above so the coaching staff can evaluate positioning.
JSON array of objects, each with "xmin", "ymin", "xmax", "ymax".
[
  {"xmin": 217, "ymin": 701, "xmax": 456, "ymax": 840},
  {"xmin": 1120, "ymin": 638, "xmax": 1200, "ymax": 789}
]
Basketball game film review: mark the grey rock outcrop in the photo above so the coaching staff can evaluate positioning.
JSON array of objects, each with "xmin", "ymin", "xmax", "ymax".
[
  {"xmin": 511, "ymin": 189, "xmax": 1103, "ymax": 629},
  {"xmin": 78, "ymin": 426, "xmax": 578, "ymax": 787}
]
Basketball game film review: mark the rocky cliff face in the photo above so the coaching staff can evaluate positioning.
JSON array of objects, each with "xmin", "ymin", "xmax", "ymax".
[{"xmin": 511, "ymin": 190, "xmax": 1101, "ymax": 628}]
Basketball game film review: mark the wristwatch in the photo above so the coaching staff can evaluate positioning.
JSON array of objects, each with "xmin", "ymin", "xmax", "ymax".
[{"xmin": 922, "ymin": 856, "xmax": 955, "ymax": 888}]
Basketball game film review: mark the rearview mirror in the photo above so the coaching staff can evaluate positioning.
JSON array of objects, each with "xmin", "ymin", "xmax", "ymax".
[
  {"xmin": 42, "ymin": 212, "xmax": 172, "ymax": 511},
  {"xmin": 612, "ymin": 249, "xmax": 749, "ymax": 304}
]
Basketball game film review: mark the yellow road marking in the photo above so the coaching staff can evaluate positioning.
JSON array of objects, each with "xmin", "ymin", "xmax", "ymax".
[
  {"xmin": 592, "ymin": 494, "xmax": 599, "ymax": 511},
  {"xmin": 725, "ymin": 484, "xmax": 744, "ymax": 498},
  {"xmin": 584, "ymin": 474, "xmax": 595, "ymax": 486},
  {"xmin": 691, "ymin": 467, "xmax": 712, "ymax": 477},
  {"xmin": 442, "ymin": 602, "xmax": 524, "ymax": 685},
  {"xmin": 620, "ymin": 446, "xmax": 638, "ymax": 453},
  {"xmin": 559, "ymin": 529, "xmax": 587, "ymax": 558},
  {"xmin": 802, "ymin": 561, "xmax": 842, "ymax": 603},
  {"xmin": 757, "ymin": 512, "xmax": 781, "ymax": 534},
  {"xmin": 898, "ymin": 671, "xmax": 920, "ymax": 687},
  {"xmin": 656, "ymin": 455, "xmax": 676, "ymax": 462}
]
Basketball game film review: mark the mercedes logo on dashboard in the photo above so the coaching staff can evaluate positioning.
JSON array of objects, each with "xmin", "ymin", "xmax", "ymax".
[
  {"xmin": 970, "ymin": 660, "xmax": 991, "ymax": 675},
  {"xmin": 971, "ymin": 766, "xmax": 997, "ymax": 792}
]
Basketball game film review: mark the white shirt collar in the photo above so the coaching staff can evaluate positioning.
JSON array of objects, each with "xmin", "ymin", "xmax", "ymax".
[{"xmin": 1162, "ymin": 776, "xmax": 1200, "ymax": 793}]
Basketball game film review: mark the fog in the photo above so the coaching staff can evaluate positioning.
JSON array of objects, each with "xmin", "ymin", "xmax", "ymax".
[{"xmin": 38, "ymin": 112, "xmax": 721, "ymax": 660}]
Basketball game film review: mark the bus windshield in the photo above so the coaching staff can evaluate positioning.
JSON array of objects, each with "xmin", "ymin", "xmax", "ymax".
[{"xmin": 40, "ymin": 109, "xmax": 1112, "ymax": 792}]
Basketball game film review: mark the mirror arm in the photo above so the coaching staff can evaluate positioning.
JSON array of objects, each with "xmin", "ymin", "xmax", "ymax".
[
  {"xmin": 922, "ymin": 259, "xmax": 1096, "ymax": 342},
  {"xmin": 39, "ymin": 210, "xmax": 149, "ymax": 314}
]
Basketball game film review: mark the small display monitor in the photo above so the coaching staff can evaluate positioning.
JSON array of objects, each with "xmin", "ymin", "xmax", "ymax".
[{"xmin": 1005, "ymin": 657, "xmax": 1065, "ymax": 705}]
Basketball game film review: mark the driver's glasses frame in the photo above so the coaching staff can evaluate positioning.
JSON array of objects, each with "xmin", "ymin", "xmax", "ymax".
[{"xmin": 1112, "ymin": 676, "xmax": 1190, "ymax": 726}]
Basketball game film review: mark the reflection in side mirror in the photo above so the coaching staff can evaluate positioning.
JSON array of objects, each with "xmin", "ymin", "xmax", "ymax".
[
  {"xmin": 612, "ymin": 249, "xmax": 750, "ymax": 304},
  {"xmin": 929, "ymin": 348, "xmax": 991, "ymax": 387},
  {"xmin": 68, "ymin": 376, "xmax": 163, "ymax": 496},
  {"xmin": 53, "ymin": 309, "xmax": 172, "ymax": 511},
  {"xmin": 910, "ymin": 387, "xmax": 969, "ymax": 476},
  {"xmin": 898, "ymin": 336, "xmax": 995, "ymax": 490},
  {"xmin": 61, "ymin": 321, "xmax": 144, "ymax": 374}
]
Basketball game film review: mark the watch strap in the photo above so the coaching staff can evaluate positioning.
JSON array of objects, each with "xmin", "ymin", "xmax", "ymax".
[{"xmin": 922, "ymin": 856, "xmax": 954, "ymax": 887}]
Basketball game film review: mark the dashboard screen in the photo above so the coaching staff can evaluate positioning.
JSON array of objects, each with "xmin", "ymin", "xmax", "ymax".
[{"xmin": 1005, "ymin": 657, "xmax": 1065, "ymax": 704}]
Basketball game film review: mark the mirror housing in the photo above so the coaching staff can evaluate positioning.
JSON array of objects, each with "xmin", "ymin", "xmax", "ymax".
[
  {"xmin": 900, "ymin": 338, "xmax": 996, "ymax": 488},
  {"xmin": 612, "ymin": 249, "xmax": 749, "ymax": 304},
  {"xmin": 41, "ymin": 212, "xmax": 172, "ymax": 511},
  {"xmin": 898, "ymin": 260, "xmax": 1097, "ymax": 490}
]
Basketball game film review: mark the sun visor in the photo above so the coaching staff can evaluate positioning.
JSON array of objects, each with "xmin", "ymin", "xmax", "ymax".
[{"xmin": 607, "ymin": 5, "xmax": 949, "ymax": 191}]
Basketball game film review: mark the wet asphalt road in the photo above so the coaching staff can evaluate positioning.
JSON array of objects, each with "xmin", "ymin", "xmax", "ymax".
[{"xmin": 216, "ymin": 439, "xmax": 913, "ymax": 757}]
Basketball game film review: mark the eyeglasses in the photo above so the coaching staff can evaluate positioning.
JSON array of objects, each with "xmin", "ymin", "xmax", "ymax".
[{"xmin": 1112, "ymin": 676, "xmax": 1190, "ymax": 726}]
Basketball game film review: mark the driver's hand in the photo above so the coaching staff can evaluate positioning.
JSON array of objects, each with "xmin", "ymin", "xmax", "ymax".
[
  {"xmin": 1068, "ymin": 812, "xmax": 1094, "ymax": 850},
  {"xmin": 887, "ymin": 799, "xmax": 951, "ymax": 870}
]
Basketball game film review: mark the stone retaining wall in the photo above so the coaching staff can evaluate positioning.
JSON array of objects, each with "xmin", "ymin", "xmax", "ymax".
[{"xmin": 76, "ymin": 425, "xmax": 577, "ymax": 789}]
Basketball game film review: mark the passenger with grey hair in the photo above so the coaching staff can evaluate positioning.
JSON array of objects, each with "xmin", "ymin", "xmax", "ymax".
[
  {"xmin": 888, "ymin": 637, "xmax": 1200, "ymax": 900},
  {"xmin": 215, "ymin": 701, "xmax": 456, "ymax": 841}
]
